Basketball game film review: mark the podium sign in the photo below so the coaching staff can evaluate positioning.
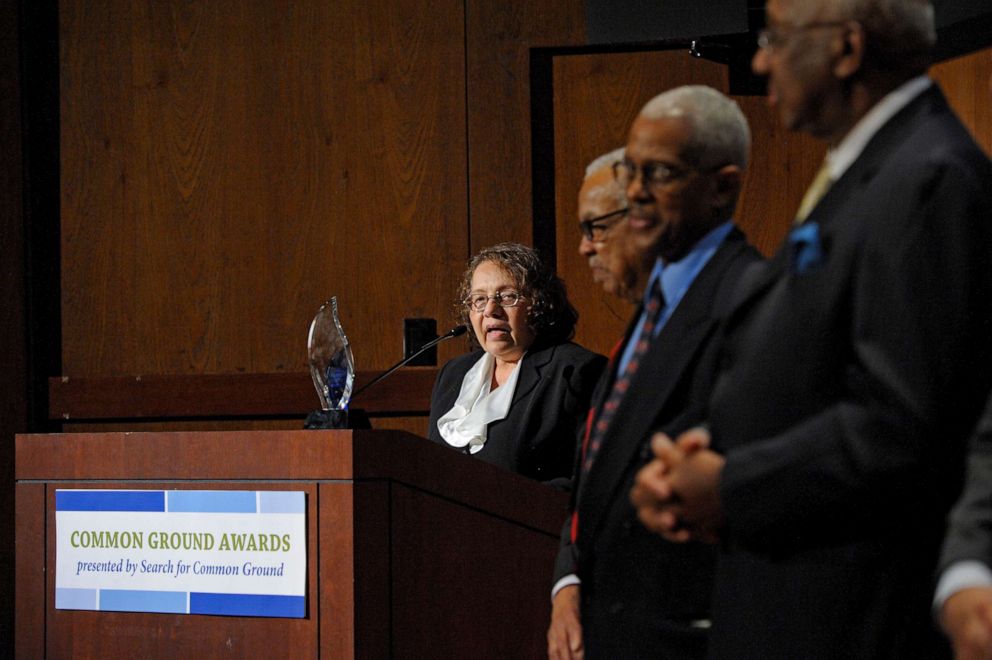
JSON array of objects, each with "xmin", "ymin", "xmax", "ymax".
[
  {"xmin": 17, "ymin": 430, "xmax": 567, "ymax": 658},
  {"xmin": 55, "ymin": 489, "xmax": 307, "ymax": 618}
]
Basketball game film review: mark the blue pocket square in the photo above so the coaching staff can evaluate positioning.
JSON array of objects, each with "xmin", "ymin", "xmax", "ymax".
[{"xmin": 789, "ymin": 222, "xmax": 825, "ymax": 274}]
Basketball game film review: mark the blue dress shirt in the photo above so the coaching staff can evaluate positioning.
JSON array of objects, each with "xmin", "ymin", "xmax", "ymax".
[{"xmin": 616, "ymin": 221, "xmax": 734, "ymax": 375}]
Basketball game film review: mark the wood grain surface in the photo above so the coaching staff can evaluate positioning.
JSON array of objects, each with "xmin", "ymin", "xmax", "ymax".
[
  {"xmin": 48, "ymin": 369, "xmax": 438, "ymax": 419},
  {"xmin": 465, "ymin": 0, "xmax": 586, "ymax": 251},
  {"xmin": 60, "ymin": 0, "xmax": 469, "ymax": 377}
]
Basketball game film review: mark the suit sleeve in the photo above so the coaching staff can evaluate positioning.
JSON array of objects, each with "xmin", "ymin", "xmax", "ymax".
[
  {"xmin": 426, "ymin": 358, "xmax": 456, "ymax": 444},
  {"xmin": 550, "ymin": 349, "xmax": 607, "ymax": 578},
  {"xmin": 719, "ymin": 156, "xmax": 992, "ymax": 550},
  {"xmin": 569, "ymin": 348, "xmax": 606, "ymax": 392},
  {"xmin": 940, "ymin": 398, "xmax": 992, "ymax": 571},
  {"xmin": 567, "ymin": 351, "xmax": 608, "ymax": 442},
  {"xmin": 542, "ymin": 349, "xmax": 607, "ymax": 491},
  {"xmin": 553, "ymin": 515, "xmax": 580, "ymax": 585}
]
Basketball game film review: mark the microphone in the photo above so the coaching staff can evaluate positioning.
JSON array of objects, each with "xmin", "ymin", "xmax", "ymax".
[{"xmin": 352, "ymin": 325, "xmax": 468, "ymax": 399}]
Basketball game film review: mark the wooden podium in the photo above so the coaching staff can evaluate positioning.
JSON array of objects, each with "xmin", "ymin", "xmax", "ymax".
[{"xmin": 15, "ymin": 429, "xmax": 569, "ymax": 659}]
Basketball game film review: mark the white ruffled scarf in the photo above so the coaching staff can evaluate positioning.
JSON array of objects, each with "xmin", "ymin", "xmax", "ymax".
[{"xmin": 436, "ymin": 351, "xmax": 525, "ymax": 454}]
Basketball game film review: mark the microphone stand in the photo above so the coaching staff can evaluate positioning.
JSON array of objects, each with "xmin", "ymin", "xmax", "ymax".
[{"xmin": 352, "ymin": 325, "xmax": 467, "ymax": 399}]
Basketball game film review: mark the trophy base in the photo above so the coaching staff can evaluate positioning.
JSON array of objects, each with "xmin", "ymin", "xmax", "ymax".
[{"xmin": 303, "ymin": 409, "xmax": 371, "ymax": 430}]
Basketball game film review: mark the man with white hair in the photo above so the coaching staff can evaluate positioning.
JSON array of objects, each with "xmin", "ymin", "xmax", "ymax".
[
  {"xmin": 547, "ymin": 85, "xmax": 760, "ymax": 660},
  {"xmin": 631, "ymin": 1, "xmax": 992, "ymax": 658},
  {"xmin": 575, "ymin": 147, "xmax": 649, "ymax": 304},
  {"xmin": 576, "ymin": 147, "xmax": 666, "ymax": 306}
]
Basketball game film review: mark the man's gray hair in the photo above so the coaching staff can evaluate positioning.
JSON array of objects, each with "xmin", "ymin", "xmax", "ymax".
[
  {"xmin": 584, "ymin": 147, "xmax": 625, "ymax": 180},
  {"xmin": 582, "ymin": 147, "xmax": 626, "ymax": 210},
  {"xmin": 639, "ymin": 85, "xmax": 750, "ymax": 170},
  {"xmin": 830, "ymin": 0, "xmax": 935, "ymax": 72}
]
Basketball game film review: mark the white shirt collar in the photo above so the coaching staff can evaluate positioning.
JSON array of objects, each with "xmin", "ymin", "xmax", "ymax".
[
  {"xmin": 436, "ymin": 351, "xmax": 525, "ymax": 454},
  {"xmin": 826, "ymin": 75, "xmax": 932, "ymax": 180}
]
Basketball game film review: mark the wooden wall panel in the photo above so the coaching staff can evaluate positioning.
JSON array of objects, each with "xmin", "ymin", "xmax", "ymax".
[
  {"xmin": 552, "ymin": 50, "xmax": 823, "ymax": 356},
  {"xmin": 933, "ymin": 47, "xmax": 992, "ymax": 156},
  {"xmin": 465, "ymin": 0, "xmax": 586, "ymax": 251},
  {"xmin": 60, "ymin": 0, "xmax": 469, "ymax": 377}
]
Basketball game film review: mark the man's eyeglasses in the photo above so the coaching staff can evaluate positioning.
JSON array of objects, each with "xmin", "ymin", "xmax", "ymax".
[
  {"xmin": 463, "ymin": 291, "xmax": 525, "ymax": 313},
  {"xmin": 579, "ymin": 207, "xmax": 627, "ymax": 242},
  {"xmin": 756, "ymin": 21, "xmax": 849, "ymax": 51},
  {"xmin": 613, "ymin": 159, "xmax": 710, "ymax": 189}
]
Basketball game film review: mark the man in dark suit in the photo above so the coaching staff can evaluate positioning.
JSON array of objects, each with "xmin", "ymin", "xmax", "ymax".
[
  {"xmin": 547, "ymin": 86, "xmax": 761, "ymax": 660},
  {"xmin": 631, "ymin": 1, "xmax": 992, "ymax": 658},
  {"xmin": 937, "ymin": 396, "xmax": 992, "ymax": 660}
]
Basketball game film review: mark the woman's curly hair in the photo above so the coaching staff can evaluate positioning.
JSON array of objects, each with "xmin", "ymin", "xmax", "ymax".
[{"xmin": 456, "ymin": 242, "xmax": 578, "ymax": 347}]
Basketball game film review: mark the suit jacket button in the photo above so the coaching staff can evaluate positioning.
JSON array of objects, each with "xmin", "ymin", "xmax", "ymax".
[{"xmin": 609, "ymin": 602, "xmax": 623, "ymax": 614}]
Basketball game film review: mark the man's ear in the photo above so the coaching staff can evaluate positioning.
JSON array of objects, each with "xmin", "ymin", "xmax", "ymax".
[
  {"xmin": 833, "ymin": 21, "xmax": 865, "ymax": 80},
  {"xmin": 712, "ymin": 165, "xmax": 743, "ymax": 210}
]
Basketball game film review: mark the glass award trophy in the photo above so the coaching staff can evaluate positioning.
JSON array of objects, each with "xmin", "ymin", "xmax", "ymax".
[{"xmin": 304, "ymin": 297, "xmax": 355, "ymax": 429}]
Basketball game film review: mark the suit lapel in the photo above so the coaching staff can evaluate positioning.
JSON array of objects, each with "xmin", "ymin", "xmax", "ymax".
[
  {"xmin": 488, "ymin": 343, "xmax": 554, "ymax": 448},
  {"xmin": 577, "ymin": 231, "xmax": 747, "ymax": 539},
  {"xmin": 722, "ymin": 151, "xmax": 872, "ymax": 321},
  {"xmin": 722, "ymin": 247, "xmax": 786, "ymax": 327},
  {"xmin": 807, "ymin": 86, "xmax": 943, "ymax": 232},
  {"xmin": 435, "ymin": 351, "xmax": 483, "ymax": 415},
  {"xmin": 722, "ymin": 137, "xmax": 881, "ymax": 322},
  {"xmin": 511, "ymin": 343, "xmax": 553, "ymax": 407},
  {"xmin": 723, "ymin": 88, "xmax": 944, "ymax": 328}
]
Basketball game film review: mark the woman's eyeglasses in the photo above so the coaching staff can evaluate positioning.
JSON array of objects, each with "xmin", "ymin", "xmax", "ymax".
[{"xmin": 463, "ymin": 291, "xmax": 525, "ymax": 313}]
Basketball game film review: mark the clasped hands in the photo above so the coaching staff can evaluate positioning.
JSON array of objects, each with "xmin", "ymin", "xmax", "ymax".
[{"xmin": 630, "ymin": 427, "xmax": 726, "ymax": 543}]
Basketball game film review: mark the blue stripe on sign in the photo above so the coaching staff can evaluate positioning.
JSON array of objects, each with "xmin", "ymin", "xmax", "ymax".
[
  {"xmin": 100, "ymin": 589, "xmax": 187, "ymax": 614},
  {"xmin": 55, "ymin": 587, "xmax": 98, "ymax": 610},
  {"xmin": 190, "ymin": 593, "xmax": 305, "ymax": 618},
  {"xmin": 167, "ymin": 490, "xmax": 257, "ymax": 513},
  {"xmin": 259, "ymin": 491, "xmax": 305, "ymax": 514},
  {"xmin": 55, "ymin": 490, "xmax": 165, "ymax": 512}
]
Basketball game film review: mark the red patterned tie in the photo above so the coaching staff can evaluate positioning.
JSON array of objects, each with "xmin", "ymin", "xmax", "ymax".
[{"xmin": 581, "ymin": 279, "xmax": 666, "ymax": 475}]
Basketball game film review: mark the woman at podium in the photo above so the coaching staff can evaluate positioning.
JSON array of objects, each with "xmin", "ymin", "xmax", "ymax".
[{"xmin": 427, "ymin": 242, "xmax": 606, "ymax": 488}]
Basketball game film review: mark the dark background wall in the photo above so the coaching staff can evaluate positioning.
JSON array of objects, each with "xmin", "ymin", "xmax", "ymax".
[
  {"xmin": 2, "ymin": 1, "xmax": 991, "ymax": 656},
  {"xmin": 937, "ymin": 0, "xmax": 992, "ymax": 26},
  {"xmin": 0, "ymin": 0, "xmax": 25, "ymax": 653},
  {"xmin": 584, "ymin": 0, "xmax": 749, "ymax": 43}
]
